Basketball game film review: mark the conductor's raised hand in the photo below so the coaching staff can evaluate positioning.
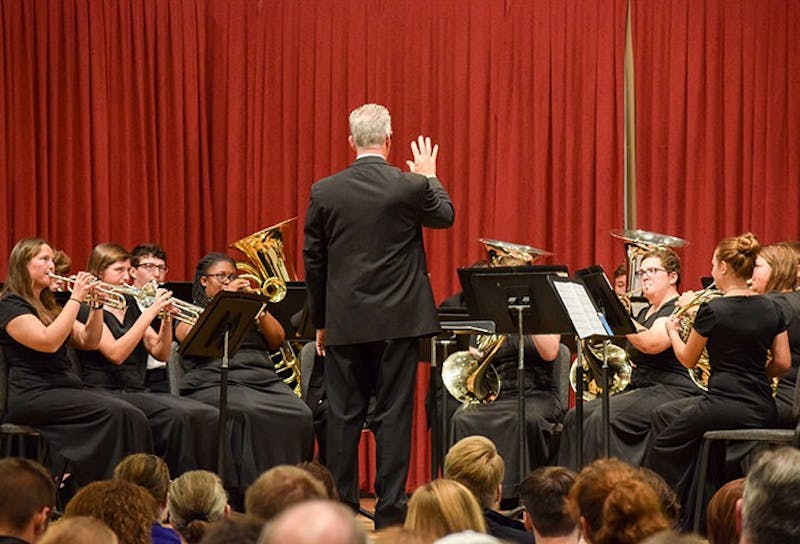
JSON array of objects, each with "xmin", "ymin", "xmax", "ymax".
[{"xmin": 406, "ymin": 135, "xmax": 438, "ymax": 177}]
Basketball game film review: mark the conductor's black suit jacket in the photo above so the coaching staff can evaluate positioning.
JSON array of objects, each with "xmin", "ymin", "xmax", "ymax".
[{"xmin": 303, "ymin": 155, "xmax": 455, "ymax": 346}]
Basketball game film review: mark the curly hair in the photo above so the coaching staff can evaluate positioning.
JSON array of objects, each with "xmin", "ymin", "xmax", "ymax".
[{"xmin": 64, "ymin": 480, "xmax": 155, "ymax": 544}]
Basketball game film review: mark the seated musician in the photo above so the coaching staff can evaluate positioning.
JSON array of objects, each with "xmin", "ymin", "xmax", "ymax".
[
  {"xmin": 0, "ymin": 238, "xmax": 152, "ymax": 484},
  {"xmin": 75, "ymin": 243, "xmax": 219, "ymax": 477},
  {"xmin": 557, "ymin": 247, "xmax": 700, "ymax": 470},
  {"xmin": 174, "ymin": 252, "xmax": 313, "ymax": 497}
]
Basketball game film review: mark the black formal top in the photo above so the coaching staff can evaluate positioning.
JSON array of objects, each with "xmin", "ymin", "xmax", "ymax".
[
  {"xmin": 484, "ymin": 509, "xmax": 535, "ymax": 544},
  {"xmin": 0, "ymin": 293, "xmax": 82, "ymax": 393},
  {"xmin": 304, "ymin": 155, "xmax": 454, "ymax": 345},
  {"xmin": 492, "ymin": 334, "xmax": 557, "ymax": 394},
  {"xmin": 627, "ymin": 297, "xmax": 693, "ymax": 388},
  {"xmin": 77, "ymin": 297, "xmax": 148, "ymax": 391},
  {"xmin": 694, "ymin": 295, "xmax": 788, "ymax": 401},
  {"xmin": 768, "ymin": 291, "xmax": 800, "ymax": 386}
]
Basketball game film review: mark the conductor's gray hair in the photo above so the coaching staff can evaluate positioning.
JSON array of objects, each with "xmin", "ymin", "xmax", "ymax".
[
  {"xmin": 741, "ymin": 447, "xmax": 800, "ymax": 544},
  {"xmin": 349, "ymin": 104, "xmax": 392, "ymax": 148}
]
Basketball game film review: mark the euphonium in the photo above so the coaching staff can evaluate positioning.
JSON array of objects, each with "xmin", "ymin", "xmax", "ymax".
[
  {"xmin": 672, "ymin": 283, "xmax": 722, "ymax": 390},
  {"xmin": 569, "ymin": 340, "xmax": 632, "ymax": 401},
  {"xmin": 441, "ymin": 335, "xmax": 506, "ymax": 404},
  {"xmin": 230, "ymin": 218, "xmax": 298, "ymax": 303},
  {"xmin": 229, "ymin": 219, "xmax": 302, "ymax": 397}
]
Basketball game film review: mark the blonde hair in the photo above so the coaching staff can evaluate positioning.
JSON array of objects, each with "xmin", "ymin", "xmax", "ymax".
[
  {"xmin": 404, "ymin": 479, "xmax": 487, "ymax": 540},
  {"xmin": 715, "ymin": 233, "xmax": 760, "ymax": 280},
  {"xmin": 2, "ymin": 238, "xmax": 60, "ymax": 325},
  {"xmin": 444, "ymin": 436, "xmax": 504, "ymax": 509},
  {"xmin": 758, "ymin": 244, "xmax": 798, "ymax": 293},
  {"xmin": 168, "ymin": 470, "xmax": 228, "ymax": 544},
  {"xmin": 87, "ymin": 243, "xmax": 129, "ymax": 277},
  {"xmin": 39, "ymin": 516, "xmax": 118, "ymax": 544}
]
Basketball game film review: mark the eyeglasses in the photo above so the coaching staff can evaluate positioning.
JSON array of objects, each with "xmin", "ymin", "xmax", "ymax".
[
  {"xmin": 635, "ymin": 267, "xmax": 667, "ymax": 279},
  {"xmin": 136, "ymin": 263, "xmax": 168, "ymax": 273},
  {"xmin": 205, "ymin": 272, "xmax": 238, "ymax": 283}
]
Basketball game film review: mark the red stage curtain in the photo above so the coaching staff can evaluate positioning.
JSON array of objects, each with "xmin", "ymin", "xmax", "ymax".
[
  {"xmin": 0, "ymin": 0, "xmax": 627, "ymax": 491},
  {"xmin": 632, "ymin": 0, "xmax": 800, "ymax": 288}
]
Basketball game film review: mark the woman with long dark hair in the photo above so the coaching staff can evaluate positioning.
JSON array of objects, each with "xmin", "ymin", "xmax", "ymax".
[{"xmin": 0, "ymin": 238, "xmax": 152, "ymax": 483}]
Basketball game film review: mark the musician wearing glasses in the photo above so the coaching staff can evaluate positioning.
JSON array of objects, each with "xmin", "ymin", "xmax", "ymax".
[
  {"xmin": 646, "ymin": 233, "xmax": 790, "ymax": 529},
  {"xmin": 0, "ymin": 238, "xmax": 153, "ymax": 484},
  {"xmin": 129, "ymin": 244, "xmax": 170, "ymax": 393},
  {"xmin": 558, "ymin": 248, "xmax": 699, "ymax": 470},
  {"xmin": 74, "ymin": 243, "xmax": 219, "ymax": 477},
  {"xmin": 175, "ymin": 252, "xmax": 313, "ymax": 497}
]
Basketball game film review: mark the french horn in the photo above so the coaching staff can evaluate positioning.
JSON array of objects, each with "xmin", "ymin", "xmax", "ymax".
[
  {"xmin": 569, "ymin": 340, "xmax": 632, "ymax": 401},
  {"xmin": 672, "ymin": 283, "xmax": 722, "ymax": 390},
  {"xmin": 441, "ymin": 334, "xmax": 506, "ymax": 405}
]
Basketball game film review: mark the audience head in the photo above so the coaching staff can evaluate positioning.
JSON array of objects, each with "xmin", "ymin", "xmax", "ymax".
[
  {"xmin": 443, "ymin": 435, "xmax": 504, "ymax": 510},
  {"xmin": 348, "ymin": 103, "xmax": 392, "ymax": 150},
  {"xmin": 87, "ymin": 243, "xmax": 131, "ymax": 285},
  {"xmin": 404, "ymin": 479, "xmax": 487, "ymax": 540},
  {"xmin": 567, "ymin": 458, "xmax": 669, "ymax": 544},
  {"xmin": 636, "ymin": 467, "xmax": 681, "ymax": 528},
  {"xmin": 49, "ymin": 249, "xmax": 72, "ymax": 292},
  {"xmin": 714, "ymin": 233, "xmax": 760, "ymax": 282},
  {"xmin": 39, "ymin": 516, "xmax": 118, "ymax": 544},
  {"xmin": 192, "ymin": 252, "xmax": 237, "ymax": 306},
  {"xmin": 372, "ymin": 526, "xmax": 434, "ymax": 544},
  {"xmin": 641, "ymin": 247, "xmax": 682, "ymax": 289},
  {"xmin": 297, "ymin": 460, "xmax": 339, "ymax": 500},
  {"xmin": 245, "ymin": 465, "xmax": 327, "ymax": 522},
  {"xmin": 259, "ymin": 500, "xmax": 368, "ymax": 544},
  {"xmin": 705, "ymin": 478, "xmax": 743, "ymax": 544},
  {"xmin": 168, "ymin": 470, "xmax": 229, "ymax": 544},
  {"xmin": 113, "ymin": 453, "xmax": 171, "ymax": 521},
  {"xmin": 0, "ymin": 458, "xmax": 55, "ymax": 543},
  {"xmin": 518, "ymin": 466, "xmax": 577, "ymax": 538},
  {"xmin": 129, "ymin": 244, "xmax": 168, "ymax": 287},
  {"xmin": 750, "ymin": 244, "xmax": 798, "ymax": 294},
  {"xmin": 64, "ymin": 480, "xmax": 154, "ymax": 544},
  {"xmin": 196, "ymin": 516, "xmax": 263, "ymax": 544},
  {"xmin": 639, "ymin": 530, "xmax": 706, "ymax": 544},
  {"xmin": 435, "ymin": 532, "xmax": 504, "ymax": 544},
  {"xmin": 739, "ymin": 447, "xmax": 800, "ymax": 544},
  {"xmin": 3, "ymin": 237, "xmax": 60, "ymax": 323}
]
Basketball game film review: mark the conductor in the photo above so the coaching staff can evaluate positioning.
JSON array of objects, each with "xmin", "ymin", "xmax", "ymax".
[{"xmin": 303, "ymin": 103, "xmax": 455, "ymax": 528}]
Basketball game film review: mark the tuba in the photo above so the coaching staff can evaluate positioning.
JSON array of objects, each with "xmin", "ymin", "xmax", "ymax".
[
  {"xmin": 480, "ymin": 238, "xmax": 551, "ymax": 266},
  {"xmin": 569, "ymin": 340, "xmax": 632, "ymax": 401},
  {"xmin": 230, "ymin": 218, "xmax": 298, "ymax": 303},
  {"xmin": 441, "ymin": 335, "xmax": 506, "ymax": 404},
  {"xmin": 230, "ymin": 219, "xmax": 302, "ymax": 397}
]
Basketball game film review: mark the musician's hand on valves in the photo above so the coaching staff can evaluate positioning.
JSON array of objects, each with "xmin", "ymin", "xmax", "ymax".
[
  {"xmin": 223, "ymin": 277, "xmax": 251, "ymax": 293},
  {"xmin": 70, "ymin": 272, "xmax": 97, "ymax": 303},
  {"xmin": 675, "ymin": 290, "xmax": 697, "ymax": 311},
  {"xmin": 468, "ymin": 346, "xmax": 484, "ymax": 359},
  {"xmin": 405, "ymin": 135, "xmax": 438, "ymax": 177},
  {"xmin": 665, "ymin": 315, "xmax": 680, "ymax": 335},
  {"xmin": 147, "ymin": 289, "xmax": 174, "ymax": 320}
]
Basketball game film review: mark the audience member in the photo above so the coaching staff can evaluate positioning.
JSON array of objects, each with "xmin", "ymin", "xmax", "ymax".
[
  {"xmin": 113, "ymin": 453, "xmax": 180, "ymax": 544},
  {"xmin": 705, "ymin": 478, "xmax": 743, "ymax": 544},
  {"xmin": 168, "ymin": 471, "xmax": 230, "ymax": 544},
  {"xmin": 63, "ymin": 480, "xmax": 154, "ymax": 544},
  {"xmin": 518, "ymin": 466, "xmax": 578, "ymax": 544},
  {"xmin": 0, "ymin": 458, "xmax": 54, "ymax": 544},
  {"xmin": 636, "ymin": 467, "xmax": 681, "ymax": 528},
  {"xmin": 443, "ymin": 436, "xmax": 532, "ymax": 544},
  {"xmin": 373, "ymin": 526, "xmax": 434, "ymax": 544},
  {"xmin": 639, "ymin": 530, "xmax": 705, "ymax": 544},
  {"xmin": 38, "ymin": 517, "xmax": 118, "ymax": 544},
  {"xmin": 435, "ymin": 532, "xmax": 504, "ymax": 544},
  {"xmin": 567, "ymin": 458, "xmax": 669, "ymax": 544},
  {"xmin": 196, "ymin": 517, "xmax": 263, "ymax": 544},
  {"xmin": 245, "ymin": 465, "xmax": 327, "ymax": 522},
  {"xmin": 738, "ymin": 447, "xmax": 800, "ymax": 544},
  {"xmin": 404, "ymin": 479, "xmax": 487, "ymax": 541},
  {"xmin": 259, "ymin": 500, "xmax": 368, "ymax": 544},
  {"xmin": 297, "ymin": 460, "xmax": 339, "ymax": 500}
]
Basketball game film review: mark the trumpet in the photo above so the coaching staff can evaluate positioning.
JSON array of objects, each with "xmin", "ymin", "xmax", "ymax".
[
  {"xmin": 132, "ymin": 280, "xmax": 203, "ymax": 326},
  {"xmin": 48, "ymin": 273, "xmax": 130, "ymax": 310}
]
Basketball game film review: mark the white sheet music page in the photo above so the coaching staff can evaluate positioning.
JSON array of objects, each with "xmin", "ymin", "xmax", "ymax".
[{"xmin": 552, "ymin": 281, "xmax": 607, "ymax": 339}]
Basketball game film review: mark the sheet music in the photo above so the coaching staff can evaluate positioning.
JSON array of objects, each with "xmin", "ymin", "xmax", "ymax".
[{"xmin": 552, "ymin": 281, "xmax": 608, "ymax": 339}]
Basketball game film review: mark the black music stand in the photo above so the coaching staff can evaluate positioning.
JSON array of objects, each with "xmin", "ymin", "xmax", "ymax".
[
  {"xmin": 550, "ymin": 267, "xmax": 636, "ymax": 466},
  {"xmin": 466, "ymin": 270, "xmax": 573, "ymax": 492},
  {"xmin": 179, "ymin": 291, "xmax": 267, "ymax": 479}
]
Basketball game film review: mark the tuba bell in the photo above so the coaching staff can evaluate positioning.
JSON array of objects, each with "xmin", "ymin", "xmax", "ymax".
[
  {"xmin": 441, "ymin": 335, "xmax": 506, "ymax": 404},
  {"xmin": 479, "ymin": 238, "xmax": 552, "ymax": 267},
  {"xmin": 230, "ymin": 219, "xmax": 302, "ymax": 397},
  {"xmin": 569, "ymin": 339, "xmax": 632, "ymax": 401}
]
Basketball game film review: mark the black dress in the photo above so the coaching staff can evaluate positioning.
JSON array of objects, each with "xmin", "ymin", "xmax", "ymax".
[
  {"xmin": 769, "ymin": 291, "xmax": 800, "ymax": 427},
  {"xmin": 451, "ymin": 335, "xmax": 563, "ymax": 499},
  {"xmin": 180, "ymin": 322, "xmax": 314, "ymax": 490},
  {"xmin": 76, "ymin": 300, "xmax": 219, "ymax": 476},
  {"xmin": 557, "ymin": 298, "xmax": 699, "ymax": 470},
  {"xmin": 0, "ymin": 293, "xmax": 153, "ymax": 484},
  {"xmin": 645, "ymin": 295, "xmax": 788, "ymax": 528}
]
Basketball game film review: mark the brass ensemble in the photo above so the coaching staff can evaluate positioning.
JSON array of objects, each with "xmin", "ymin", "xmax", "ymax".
[
  {"xmin": 229, "ymin": 220, "xmax": 302, "ymax": 397},
  {"xmin": 441, "ymin": 335, "xmax": 506, "ymax": 404}
]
